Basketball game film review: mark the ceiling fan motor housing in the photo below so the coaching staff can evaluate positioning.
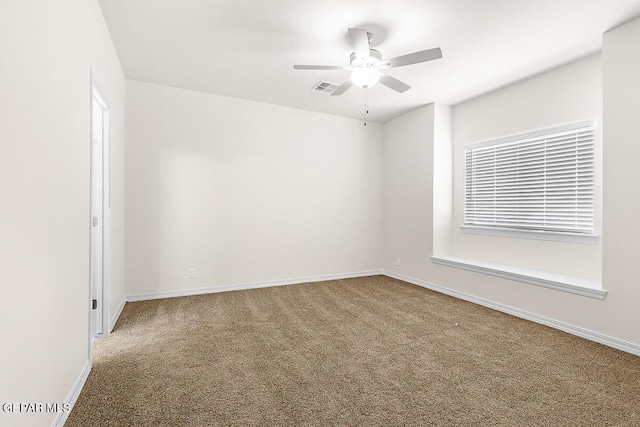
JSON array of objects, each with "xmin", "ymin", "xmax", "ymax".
[{"xmin": 350, "ymin": 49, "xmax": 383, "ymax": 68}]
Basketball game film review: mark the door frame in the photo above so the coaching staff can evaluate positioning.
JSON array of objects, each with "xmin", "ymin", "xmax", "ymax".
[{"xmin": 89, "ymin": 70, "xmax": 111, "ymax": 356}]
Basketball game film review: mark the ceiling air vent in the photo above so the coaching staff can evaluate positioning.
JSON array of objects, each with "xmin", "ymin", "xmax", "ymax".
[{"xmin": 312, "ymin": 81, "xmax": 340, "ymax": 94}]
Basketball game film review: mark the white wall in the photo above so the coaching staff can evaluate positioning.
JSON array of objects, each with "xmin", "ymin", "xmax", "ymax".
[
  {"xmin": 451, "ymin": 53, "xmax": 603, "ymax": 279},
  {"xmin": 432, "ymin": 105, "xmax": 453, "ymax": 257},
  {"xmin": 0, "ymin": 1, "xmax": 125, "ymax": 426},
  {"xmin": 382, "ymin": 105, "xmax": 436, "ymax": 273},
  {"xmin": 125, "ymin": 80, "xmax": 383, "ymax": 296},
  {"xmin": 382, "ymin": 33, "xmax": 640, "ymax": 349},
  {"xmin": 382, "ymin": 103, "xmax": 452, "ymax": 273},
  {"xmin": 602, "ymin": 17, "xmax": 640, "ymax": 345}
]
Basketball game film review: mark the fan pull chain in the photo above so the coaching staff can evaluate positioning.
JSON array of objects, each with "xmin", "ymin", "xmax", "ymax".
[{"xmin": 363, "ymin": 88, "xmax": 369, "ymax": 126}]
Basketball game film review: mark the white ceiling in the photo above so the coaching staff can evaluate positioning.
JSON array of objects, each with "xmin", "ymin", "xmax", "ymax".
[{"xmin": 98, "ymin": 0, "xmax": 640, "ymax": 123}]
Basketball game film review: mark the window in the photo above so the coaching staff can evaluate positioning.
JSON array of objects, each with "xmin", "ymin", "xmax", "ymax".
[{"xmin": 463, "ymin": 120, "xmax": 595, "ymax": 240}]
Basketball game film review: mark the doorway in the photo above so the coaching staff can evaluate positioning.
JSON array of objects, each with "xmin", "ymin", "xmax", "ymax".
[{"xmin": 90, "ymin": 73, "xmax": 110, "ymax": 339}]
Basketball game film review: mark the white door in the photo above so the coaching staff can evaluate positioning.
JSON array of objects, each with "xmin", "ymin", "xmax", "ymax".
[{"xmin": 90, "ymin": 84, "xmax": 110, "ymax": 338}]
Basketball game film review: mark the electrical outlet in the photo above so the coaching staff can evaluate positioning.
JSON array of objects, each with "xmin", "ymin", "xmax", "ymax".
[
  {"xmin": 396, "ymin": 257, "xmax": 401, "ymax": 266},
  {"xmin": 188, "ymin": 268, "xmax": 196, "ymax": 279}
]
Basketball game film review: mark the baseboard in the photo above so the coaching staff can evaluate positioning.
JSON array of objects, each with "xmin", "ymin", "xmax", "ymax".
[
  {"xmin": 383, "ymin": 270, "xmax": 640, "ymax": 357},
  {"xmin": 51, "ymin": 359, "xmax": 91, "ymax": 427},
  {"xmin": 109, "ymin": 296, "xmax": 126, "ymax": 333},
  {"xmin": 126, "ymin": 270, "xmax": 384, "ymax": 302}
]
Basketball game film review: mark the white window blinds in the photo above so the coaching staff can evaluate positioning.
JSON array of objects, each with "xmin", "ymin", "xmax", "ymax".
[{"xmin": 464, "ymin": 120, "xmax": 595, "ymax": 235}]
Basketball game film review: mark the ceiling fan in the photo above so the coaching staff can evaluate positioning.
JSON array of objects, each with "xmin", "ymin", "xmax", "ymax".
[{"xmin": 294, "ymin": 28, "xmax": 442, "ymax": 96}]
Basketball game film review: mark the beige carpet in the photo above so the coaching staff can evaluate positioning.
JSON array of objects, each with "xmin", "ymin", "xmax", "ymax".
[{"xmin": 67, "ymin": 276, "xmax": 640, "ymax": 426}]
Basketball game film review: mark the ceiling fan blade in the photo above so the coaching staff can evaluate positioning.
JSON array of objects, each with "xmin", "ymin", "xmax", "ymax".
[
  {"xmin": 385, "ymin": 47, "xmax": 442, "ymax": 68},
  {"xmin": 348, "ymin": 28, "xmax": 370, "ymax": 60},
  {"xmin": 379, "ymin": 73, "xmax": 411, "ymax": 93},
  {"xmin": 331, "ymin": 80, "xmax": 353, "ymax": 96},
  {"xmin": 294, "ymin": 65, "xmax": 345, "ymax": 70}
]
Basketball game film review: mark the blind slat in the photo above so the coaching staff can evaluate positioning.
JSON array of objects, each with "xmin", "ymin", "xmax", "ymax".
[{"xmin": 464, "ymin": 121, "xmax": 595, "ymax": 234}]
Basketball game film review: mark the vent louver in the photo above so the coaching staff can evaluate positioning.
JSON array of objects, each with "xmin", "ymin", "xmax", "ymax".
[{"xmin": 312, "ymin": 81, "xmax": 340, "ymax": 94}]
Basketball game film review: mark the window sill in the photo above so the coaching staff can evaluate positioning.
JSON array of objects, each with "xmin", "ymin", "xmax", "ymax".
[
  {"xmin": 430, "ymin": 255, "xmax": 606, "ymax": 300},
  {"xmin": 461, "ymin": 225, "xmax": 599, "ymax": 244}
]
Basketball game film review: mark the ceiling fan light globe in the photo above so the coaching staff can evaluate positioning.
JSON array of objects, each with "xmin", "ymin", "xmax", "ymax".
[{"xmin": 351, "ymin": 68, "xmax": 381, "ymax": 88}]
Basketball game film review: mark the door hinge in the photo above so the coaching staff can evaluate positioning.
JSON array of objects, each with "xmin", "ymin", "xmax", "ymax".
[
  {"xmin": 92, "ymin": 299, "xmax": 97, "ymax": 310},
  {"xmin": 92, "ymin": 216, "xmax": 98, "ymax": 227}
]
